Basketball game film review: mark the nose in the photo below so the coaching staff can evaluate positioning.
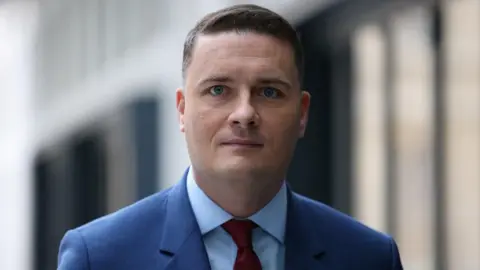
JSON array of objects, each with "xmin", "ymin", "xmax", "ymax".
[{"xmin": 228, "ymin": 95, "xmax": 259, "ymax": 128}]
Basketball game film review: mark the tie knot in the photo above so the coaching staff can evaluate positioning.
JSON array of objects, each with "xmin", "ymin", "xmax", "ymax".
[{"xmin": 222, "ymin": 219, "xmax": 257, "ymax": 248}]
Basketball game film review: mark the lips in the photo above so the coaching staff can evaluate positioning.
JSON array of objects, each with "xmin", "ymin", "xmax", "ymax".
[{"xmin": 220, "ymin": 139, "xmax": 264, "ymax": 148}]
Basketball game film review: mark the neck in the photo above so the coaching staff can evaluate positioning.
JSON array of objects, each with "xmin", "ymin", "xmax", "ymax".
[{"xmin": 192, "ymin": 167, "xmax": 284, "ymax": 218}]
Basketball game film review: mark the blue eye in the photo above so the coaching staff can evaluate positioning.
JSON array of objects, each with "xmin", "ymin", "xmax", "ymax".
[
  {"xmin": 210, "ymin": 85, "xmax": 225, "ymax": 96},
  {"xmin": 262, "ymin": 87, "xmax": 279, "ymax": 98}
]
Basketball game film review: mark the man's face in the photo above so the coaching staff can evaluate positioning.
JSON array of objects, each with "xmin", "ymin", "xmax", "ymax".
[{"xmin": 177, "ymin": 32, "xmax": 310, "ymax": 180}]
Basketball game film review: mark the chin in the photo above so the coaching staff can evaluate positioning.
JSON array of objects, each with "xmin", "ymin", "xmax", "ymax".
[{"xmin": 214, "ymin": 158, "xmax": 264, "ymax": 176}]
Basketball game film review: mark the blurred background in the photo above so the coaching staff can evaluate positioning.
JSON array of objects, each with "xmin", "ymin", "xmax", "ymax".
[{"xmin": 0, "ymin": 0, "xmax": 479, "ymax": 269}]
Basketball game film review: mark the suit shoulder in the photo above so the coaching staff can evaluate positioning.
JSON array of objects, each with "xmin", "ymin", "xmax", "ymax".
[
  {"xmin": 58, "ymin": 186, "xmax": 177, "ymax": 268},
  {"xmin": 293, "ymin": 192, "xmax": 393, "ymax": 244},
  {"xmin": 293, "ymin": 193, "xmax": 402, "ymax": 268},
  {"xmin": 73, "ymin": 186, "xmax": 173, "ymax": 243}
]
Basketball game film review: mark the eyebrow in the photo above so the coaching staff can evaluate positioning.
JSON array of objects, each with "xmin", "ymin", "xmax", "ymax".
[
  {"xmin": 198, "ymin": 75, "xmax": 292, "ymax": 89},
  {"xmin": 198, "ymin": 76, "xmax": 233, "ymax": 87},
  {"xmin": 256, "ymin": 78, "xmax": 292, "ymax": 89}
]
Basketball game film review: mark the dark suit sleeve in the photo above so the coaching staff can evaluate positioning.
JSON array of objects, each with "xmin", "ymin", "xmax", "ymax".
[
  {"xmin": 58, "ymin": 229, "xmax": 90, "ymax": 270},
  {"xmin": 389, "ymin": 237, "xmax": 403, "ymax": 270}
]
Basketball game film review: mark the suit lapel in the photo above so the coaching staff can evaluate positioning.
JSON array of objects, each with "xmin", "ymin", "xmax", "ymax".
[
  {"xmin": 159, "ymin": 169, "xmax": 211, "ymax": 270},
  {"xmin": 157, "ymin": 171, "xmax": 330, "ymax": 270},
  {"xmin": 284, "ymin": 188, "xmax": 328, "ymax": 270}
]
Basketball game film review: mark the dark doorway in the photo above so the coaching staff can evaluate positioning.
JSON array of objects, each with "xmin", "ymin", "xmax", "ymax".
[
  {"xmin": 71, "ymin": 133, "xmax": 107, "ymax": 226},
  {"xmin": 34, "ymin": 132, "xmax": 107, "ymax": 270}
]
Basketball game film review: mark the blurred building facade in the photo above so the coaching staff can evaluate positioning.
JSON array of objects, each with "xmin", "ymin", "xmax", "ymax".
[{"xmin": 2, "ymin": 0, "xmax": 478, "ymax": 269}]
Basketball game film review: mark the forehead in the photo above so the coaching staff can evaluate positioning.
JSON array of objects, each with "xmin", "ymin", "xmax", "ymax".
[{"xmin": 186, "ymin": 32, "xmax": 298, "ymax": 83}]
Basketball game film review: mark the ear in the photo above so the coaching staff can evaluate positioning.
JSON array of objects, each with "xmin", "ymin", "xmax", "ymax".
[
  {"xmin": 298, "ymin": 91, "xmax": 311, "ymax": 138},
  {"xmin": 176, "ymin": 88, "xmax": 186, "ymax": 133}
]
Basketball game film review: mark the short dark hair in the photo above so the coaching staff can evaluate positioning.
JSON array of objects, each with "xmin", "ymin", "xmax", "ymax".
[{"xmin": 182, "ymin": 4, "xmax": 304, "ymax": 81}]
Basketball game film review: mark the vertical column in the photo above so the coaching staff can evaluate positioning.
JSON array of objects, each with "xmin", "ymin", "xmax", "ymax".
[
  {"xmin": 432, "ymin": 2, "xmax": 447, "ymax": 269},
  {"xmin": 390, "ymin": 7, "xmax": 435, "ymax": 270},
  {"xmin": 0, "ymin": 2, "xmax": 37, "ymax": 269},
  {"xmin": 104, "ymin": 0, "xmax": 117, "ymax": 64},
  {"xmin": 85, "ymin": 0, "xmax": 99, "ymax": 75},
  {"xmin": 443, "ymin": 1, "xmax": 480, "ymax": 269},
  {"xmin": 115, "ymin": 0, "xmax": 127, "ymax": 57},
  {"xmin": 383, "ymin": 17, "xmax": 397, "ymax": 239},
  {"xmin": 352, "ymin": 24, "xmax": 388, "ymax": 232},
  {"xmin": 331, "ymin": 40, "xmax": 353, "ymax": 214},
  {"xmin": 130, "ymin": 97, "xmax": 159, "ymax": 199},
  {"xmin": 104, "ymin": 110, "xmax": 136, "ymax": 212},
  {"xmin": 95, "ymin": 0, "xmax": 106, "ymax": 69}
]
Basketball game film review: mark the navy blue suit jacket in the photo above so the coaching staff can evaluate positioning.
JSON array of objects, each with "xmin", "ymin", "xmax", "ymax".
[{"xmin": 58, "ymin": 169, "xmax": 403, "ymax": 269}]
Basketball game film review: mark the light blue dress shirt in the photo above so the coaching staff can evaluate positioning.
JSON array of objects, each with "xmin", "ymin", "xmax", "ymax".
[{"xmin": 186, "ymin": 168, "xmax": 287, "ymax": 270}]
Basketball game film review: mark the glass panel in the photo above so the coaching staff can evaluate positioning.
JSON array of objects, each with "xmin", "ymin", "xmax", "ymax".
[{"xmin": 443, "ymin": 1, "xmax": 480, "ymax": 269}]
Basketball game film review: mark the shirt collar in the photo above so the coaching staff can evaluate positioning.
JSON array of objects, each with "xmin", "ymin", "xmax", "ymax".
[{"xmin": 186, "ymin": 167, "xmax": 287, "ymax": 243}]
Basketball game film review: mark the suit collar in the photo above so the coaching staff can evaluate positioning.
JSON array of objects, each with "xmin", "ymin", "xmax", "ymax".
[
  {"xmin": 285, "ymin": 185, "xmax": 328, "ymax": 270},
  {"xmin": 186, "ymin": 167, "xmax": 232, "ymax": 235},
  {"xmin": 187, "ymin": 166, "xmax": 288, "ymax": 243},
  {"xmin": 159, "ymin": 168, "xmax": 211, "ymax": 270},
  {"xmin": 249, "ymin": 181, "xmax": 287, "ymax": 244},
  {"xmin": 158, "ymin": 168, "xmax": 328, "ymax": 270}
]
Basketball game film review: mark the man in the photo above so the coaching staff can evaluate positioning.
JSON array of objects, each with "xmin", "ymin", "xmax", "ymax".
[{"xmin": 58, "ymin": 4, "xmax": 403, "ymax": 270}]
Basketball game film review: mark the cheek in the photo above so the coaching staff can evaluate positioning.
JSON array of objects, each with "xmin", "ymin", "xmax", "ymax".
[
  {"xmin": 186, "ymin": 106, "xmax": 222, "ymax": 144},
  {"xmin": 262, "ymin": 111, "xmax": 301, "ymax": 146},
  {"xmin": 265, "ymin": 108, "xmax": 300, "ymax": 132}
]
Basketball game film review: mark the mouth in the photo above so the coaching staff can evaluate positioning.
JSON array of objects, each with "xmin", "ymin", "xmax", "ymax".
[{"xmin": 220, "ymin": 139, "xmax": 264, "ymax": 148}]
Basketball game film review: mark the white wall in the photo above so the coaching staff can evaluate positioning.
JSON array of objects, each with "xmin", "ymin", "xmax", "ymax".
[{"xmin": 0, "ymin": 2, "xmax": 37, "ymax": 269}]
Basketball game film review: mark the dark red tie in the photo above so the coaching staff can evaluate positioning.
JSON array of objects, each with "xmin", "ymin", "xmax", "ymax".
[{"xmin": 222, "ymin": 219, "xmax": 262, "ymax": 270}]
